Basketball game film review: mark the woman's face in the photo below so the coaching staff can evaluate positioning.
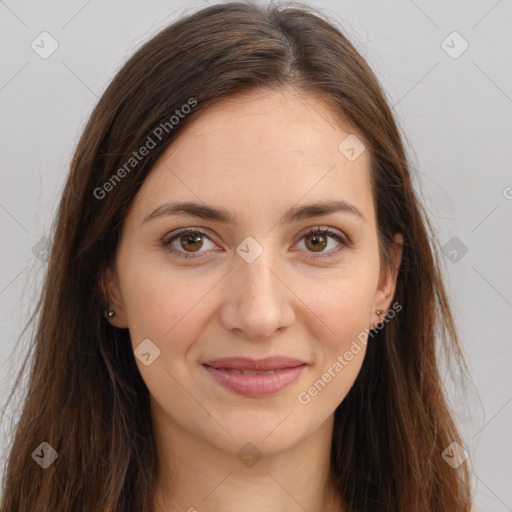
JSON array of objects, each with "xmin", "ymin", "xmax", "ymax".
[{"xmin": 104, "ymin": 87, "xmax": 402, "ymax": 456}]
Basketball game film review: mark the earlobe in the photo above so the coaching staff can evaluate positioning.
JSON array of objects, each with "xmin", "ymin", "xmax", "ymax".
[{"xmin": 101, "ymin": 266, "xmax": 128, "ymax": 329}]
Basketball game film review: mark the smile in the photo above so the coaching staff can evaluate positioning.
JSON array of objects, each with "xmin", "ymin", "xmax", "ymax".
[{"xmin": 202, "ymin": 364, "xmax": 307, "ymax": 396}]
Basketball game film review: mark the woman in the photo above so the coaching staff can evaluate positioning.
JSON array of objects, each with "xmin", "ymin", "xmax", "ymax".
[{"xmin": 0, "ymin": 2, "xmax": 472, "ymax": 511}]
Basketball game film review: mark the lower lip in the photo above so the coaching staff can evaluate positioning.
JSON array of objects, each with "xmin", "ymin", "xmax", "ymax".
[{"xmin": 202, "ymin": 364, "xmax": 306, "ymax": 397}]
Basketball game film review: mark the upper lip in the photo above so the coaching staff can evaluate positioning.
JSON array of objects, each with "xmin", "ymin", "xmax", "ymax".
[{"xmin": 202, "ymin": 357, "xmax": 307, "ymax": 371}]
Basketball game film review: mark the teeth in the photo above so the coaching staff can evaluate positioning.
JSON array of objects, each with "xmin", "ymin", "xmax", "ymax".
[{"xmin": 218, "ymin": 368, "xmax": 277, "ymax": 375}]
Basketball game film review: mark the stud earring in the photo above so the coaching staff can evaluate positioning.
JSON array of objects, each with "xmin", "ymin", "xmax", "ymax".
[
  {"xmin": 107, "ymin": 310, "xmax": 115, "ymax": 319},
  {"xmin": 375, "ymin": 309, "xmax": 384, "ymax": 318}
]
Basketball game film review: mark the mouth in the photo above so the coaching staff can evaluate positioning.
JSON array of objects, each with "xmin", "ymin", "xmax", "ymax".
[
  {"xmin": 201, "ymin": 357, "xmax": 308, "ymax": 397},
  {"xmin": 206, "ymin": 368, "xmax": 287, "ymax": 375}
]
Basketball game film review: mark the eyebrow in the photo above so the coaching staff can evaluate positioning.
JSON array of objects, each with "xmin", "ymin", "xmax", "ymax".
[{"xmin": 142, "ymin": 199, "xmax": 366, "ymax": 225}]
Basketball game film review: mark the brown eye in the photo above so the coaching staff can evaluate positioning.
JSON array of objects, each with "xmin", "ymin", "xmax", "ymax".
[
  {"xmin": 162, "ymin": 229, "xmax": 217, "ymax": 259},
  {"xmin": 179, "ymin": 232, "xmax": 204, "ymax": 252},
  {"xmin": 296, "ymin": 227, "xmax": 349, "ymax": 257},
  {"xmin": 304, "ymin": 233, "xmax": 328, "ymax": 252}
]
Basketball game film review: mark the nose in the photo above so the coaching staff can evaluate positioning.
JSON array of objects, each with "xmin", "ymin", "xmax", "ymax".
[{"xmin": 218, "ymin": 244, "xmax": 295, "ymax": 340}]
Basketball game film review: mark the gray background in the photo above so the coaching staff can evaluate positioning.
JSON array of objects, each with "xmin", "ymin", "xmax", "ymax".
[{"xmin": 1, "ymin": 0, "xmax": 511, "ymax": 510}]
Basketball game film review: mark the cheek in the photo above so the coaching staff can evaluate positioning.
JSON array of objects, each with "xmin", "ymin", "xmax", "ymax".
[
  {"xmin": 121, "ymin": 266, "xmax": 220, "ymax": 408},
  {"xmin": 120, "ymin": 261, "xmax": 218, "ymax": 353},
  {"xmin": 303, "ymin": 267, "xmax": 378, "ymax": 339},
  {"xmin": 297, "ymin": 270, "xmax": 377, "ymax": 402}
]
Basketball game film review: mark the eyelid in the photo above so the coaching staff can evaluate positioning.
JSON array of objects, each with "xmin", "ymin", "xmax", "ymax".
[
  {"xmin": 161, "ymin": 225, "xmax": 350, "ymax": 259},
  {"xmin": 291, "ymin": 226, "xmax": 350, "ymax": 258},
  {"xmin": 295, "ymin": 225, "xmax": 347, "ymax": 243},
  {"xmin": 161, "ymin": 226, "xmax": 216, "ymax": 244}
]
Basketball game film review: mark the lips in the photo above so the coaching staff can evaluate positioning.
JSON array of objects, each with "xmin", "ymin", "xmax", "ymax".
[
  {"xmin": 201, "ymin": 357, "xmax": 308, "ymax": 396},
  {"xmin": 211, "ymin": 368, "xmax": 279, "ymax": 375},
  {"xmin": 202, "ymin": 356, "xmax": 307, "ymax": 372}
]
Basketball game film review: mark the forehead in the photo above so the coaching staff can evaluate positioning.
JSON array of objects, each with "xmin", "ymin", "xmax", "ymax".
[
  {"xmin": 166, "ymin": 88, "xmax": 366, "ymax": 164},
  {"xmin": 130, "ymin": 88, "xmax": 374, "ymax": 226}
]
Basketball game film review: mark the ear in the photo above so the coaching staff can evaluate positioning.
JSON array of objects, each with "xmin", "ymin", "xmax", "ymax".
[
  {"xmin": 101, "ymin": 266, "xmax": 129, "ymax": 329},
  {"xmin": 371, "ymin": 232, "xmax": 403, "ymax": 325}
]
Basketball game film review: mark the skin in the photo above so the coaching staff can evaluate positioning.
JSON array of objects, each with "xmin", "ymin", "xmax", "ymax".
[{"xmin": 103, "ymin": 87, "xmax": 403, "ymax": 512}]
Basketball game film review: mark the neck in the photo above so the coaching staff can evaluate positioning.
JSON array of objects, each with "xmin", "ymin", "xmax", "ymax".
[{"xmin": 151, "ymin": 411, "xmax": 345, "ymax": 512}]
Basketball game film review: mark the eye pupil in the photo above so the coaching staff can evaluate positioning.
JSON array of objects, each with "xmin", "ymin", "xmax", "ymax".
[
  {"xmin": 181, "ymin": 233, "xmax": 203, "ymax": 252},
  {"xmin": 306, "ymin": 234, "xmax": 327, "ymax": 252},
  {"xmin": 167, "ymin": 228, "xmax": 343, "ymax": 259}
]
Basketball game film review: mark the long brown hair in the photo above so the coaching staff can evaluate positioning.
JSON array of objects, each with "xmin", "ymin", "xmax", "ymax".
[{"xmin": 1, "ymin": 2, "xmax": 472, "ymax": 510}]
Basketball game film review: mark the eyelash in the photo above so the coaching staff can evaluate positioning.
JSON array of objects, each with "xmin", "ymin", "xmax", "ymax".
[{"xmin": 161, "ymin": 227, "xmax": 350, "ymax": 260}]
